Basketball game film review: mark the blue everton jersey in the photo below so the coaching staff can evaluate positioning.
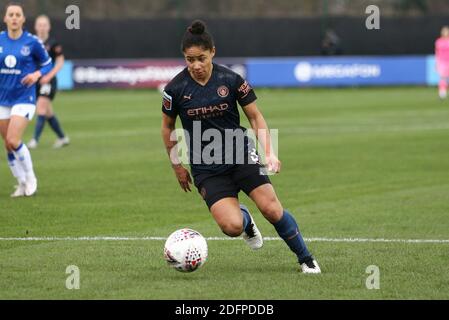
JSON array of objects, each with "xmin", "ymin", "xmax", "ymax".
[{"xmin": 0, "ymin": 30, "xmax": 52, "ymax": 107}]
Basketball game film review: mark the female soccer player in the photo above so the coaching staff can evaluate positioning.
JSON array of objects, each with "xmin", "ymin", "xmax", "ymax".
[
  {"xmin": 161, "ymin": 20, "xmax": 321, "ymax": 273},
  {"xmin": 0, "ymin": 3, "xmax": 52, "ymax": 197},
  {"xmin": 28, "ymin": 14, "xmax": 69, "ymax": 149},
  {"xmin": 436, "ymin": 26, "xmax": 449, "ymax": 99}
]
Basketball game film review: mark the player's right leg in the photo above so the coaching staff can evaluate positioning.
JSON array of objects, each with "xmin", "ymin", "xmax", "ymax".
[
  {"xmin": 210, "ymin": 197, "xmax": 246, "ymax": 237},
  {"xmin": 7, "ymin": 105, "xmax": 38, "ymax": 197},
  {"xmin": 0, "ymin": 107, "xmax": 27, "ymax": 197},
  {"xmin": 437, "ymin": 65, "xmax": 449, "ymax": 99},
  {"xmin": 195, "ymin": 174, "xmax": 263, "ymax": 249},
  {"xmin": 239, "ymin": 203, "xmax": 264, "ymax": 250},
  {"xmin": 210, "ymin": 198, "xmax": 263, "ymax": 250},
  {"xmin": 28, "ymin": 96, "xmax": 49, "ymax": 149},
  {"xmin": 439, "ymin": 77, "xmax": 448, "ymax": 99}
]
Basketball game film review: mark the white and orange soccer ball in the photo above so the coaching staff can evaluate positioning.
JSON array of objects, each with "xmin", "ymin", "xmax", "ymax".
[{"xmin": 163, "ymin": 228, "xmax": 208, "ymax": 272}]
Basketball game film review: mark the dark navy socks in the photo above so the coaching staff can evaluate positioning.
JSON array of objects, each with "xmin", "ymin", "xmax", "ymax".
[
  {"xmin": 33, "ymin": 115, "xmax": 46, "ymax": 141},
  {"xmin": 273, "ymin": 210, "xmax": 312, "ymax": 264},
  {"xmin": 240, "ymin": 204, "xmax": 252, "ymax": 233},
  {"xmin": 47, "ymin": 116, "xmax": 65, "ymax": 139}
]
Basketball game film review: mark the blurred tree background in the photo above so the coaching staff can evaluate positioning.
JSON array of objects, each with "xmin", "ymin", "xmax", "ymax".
[
  {"xmin": 8, "ymin": 0, "xmax": 448, "ymax": 58},
  {"xmin": 14, "ymin": 0, "xmax": 449, "ymax": 19}
]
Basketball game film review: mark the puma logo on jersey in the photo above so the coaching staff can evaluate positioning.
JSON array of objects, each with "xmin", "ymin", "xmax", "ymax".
[{"xmin": 183, "ymin": 94, "xmax": 192, "ymax": 100}]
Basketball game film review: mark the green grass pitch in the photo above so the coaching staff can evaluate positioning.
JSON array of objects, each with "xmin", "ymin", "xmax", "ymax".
[{"xmin": 0, "ymin": 87, "xmax": 448, "ymax": 299}]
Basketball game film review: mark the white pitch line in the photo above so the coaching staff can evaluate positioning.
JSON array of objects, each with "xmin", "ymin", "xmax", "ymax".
[
  {"xmin": 0, "ymin": 237, "xmax": 448, "ymax": 243},
  {"xmin": 65, "ymin": 122, "xmax": 449, "ymax": 140}
]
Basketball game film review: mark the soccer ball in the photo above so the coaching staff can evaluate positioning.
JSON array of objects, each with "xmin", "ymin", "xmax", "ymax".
[{"xmin": 163, "ymin": 228, "xmax": 208, "ymax": 272}]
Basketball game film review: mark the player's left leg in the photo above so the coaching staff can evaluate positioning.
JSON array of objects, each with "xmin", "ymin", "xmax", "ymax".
[
  {"xmin": 248, "ymin": 183, "xmax": 321, "ymax": 274},
  {"xmin": 6, "ymin": 105, "xmax": 38, "ymax": 196},
  {"xmin": 45, "ymin": 99, "xmax": 69, "ymax": 149},
  {"xmin": 438, "ymin": 76, "xmax": 448, "ymax": 99},
  {"xmin": 438, "ymin": 65, "xmax": 449, "ymax": 99}
]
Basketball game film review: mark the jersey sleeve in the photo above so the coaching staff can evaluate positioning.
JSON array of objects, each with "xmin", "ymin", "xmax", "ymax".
[
  {"xmin": 161, "ymin": 88, "xmax": 179, "ymax": 118},
  {"xmin": 32, "ymin": 38, "xmax": 53, "ymax": 75},
  {"xmin": 235, "ymin": 74, "xmax": 257, "ymax": 107},
  {"xmin": 52, "ymin": 42, "xmax": 64, "ymax": 58}
]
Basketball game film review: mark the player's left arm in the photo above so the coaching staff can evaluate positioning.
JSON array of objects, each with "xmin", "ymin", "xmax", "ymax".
[
  {"xmin": 22, "ymin": 38, "xmax": 53, "ymax": 87},
  {"xmin": 40, "ymin": 45, "xmax": 65, "ymax": 84},
  {"xmin": 242, "ymin": 102, "xmax": 281, "ymax": 174}
]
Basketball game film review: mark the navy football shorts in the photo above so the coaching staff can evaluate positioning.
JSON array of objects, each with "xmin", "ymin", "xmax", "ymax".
[
  {"xmin": 193, "ymin": 163, "xmax": 271, "ymax": 209},
  {"xmin": 36, "ymin": 78, "xmax": 57, "ymax": 101}
]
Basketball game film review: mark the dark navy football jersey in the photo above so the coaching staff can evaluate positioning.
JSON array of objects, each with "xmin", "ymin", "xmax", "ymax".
[{"xmin": 162, "ymin": 63, "xmax": 258, "ymax": 175}]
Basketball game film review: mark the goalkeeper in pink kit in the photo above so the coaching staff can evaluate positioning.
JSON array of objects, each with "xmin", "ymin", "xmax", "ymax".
[{"xmin": 436, "ymin": 26, "xmax": 449, "ymax": 99}]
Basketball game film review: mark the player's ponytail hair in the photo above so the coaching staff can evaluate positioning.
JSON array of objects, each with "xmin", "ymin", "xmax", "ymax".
[
  {"xmin": 4, "ymin": 1, "xmax": 25, "ymax": 16},
  {"xmin": 181, "ymin": 20, "xmax": 215, "ymax": 52}
]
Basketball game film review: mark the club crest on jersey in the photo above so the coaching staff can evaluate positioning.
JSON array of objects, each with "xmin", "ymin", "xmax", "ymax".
[
  {"xmin": 217, "ymin": 86, "xmax": 229, "ymax": 98},
  {"xmin": 163, "ymin": 91, "xmax": 173, "ymax": 111},
  {"xmin": 238, "ymin": 81, "xmax": 252, "ymax": 98},
  {"xmin": 21, "ymin": 46, "xmax": 31, "ymax": 56}
]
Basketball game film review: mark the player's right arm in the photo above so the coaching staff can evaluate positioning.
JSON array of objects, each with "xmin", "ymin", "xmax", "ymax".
[
  {"xmin": 22, "ymin": 36, "xmax": 52, "ymax": 87},
  {"xmin": 161, "ymin": 98, "xmax": 192, "ymax": 193}
]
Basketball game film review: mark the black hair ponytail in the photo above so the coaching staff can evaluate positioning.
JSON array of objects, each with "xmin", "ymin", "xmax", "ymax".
[{"xmin": 181, "ymin": 20, "xmax": 214, "ymax": 52}]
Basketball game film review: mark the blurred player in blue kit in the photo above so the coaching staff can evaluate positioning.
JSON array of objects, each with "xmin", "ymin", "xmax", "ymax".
[{"xmin": 0, "ymin": 3, "xmax": 52, "ymax": 197}]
